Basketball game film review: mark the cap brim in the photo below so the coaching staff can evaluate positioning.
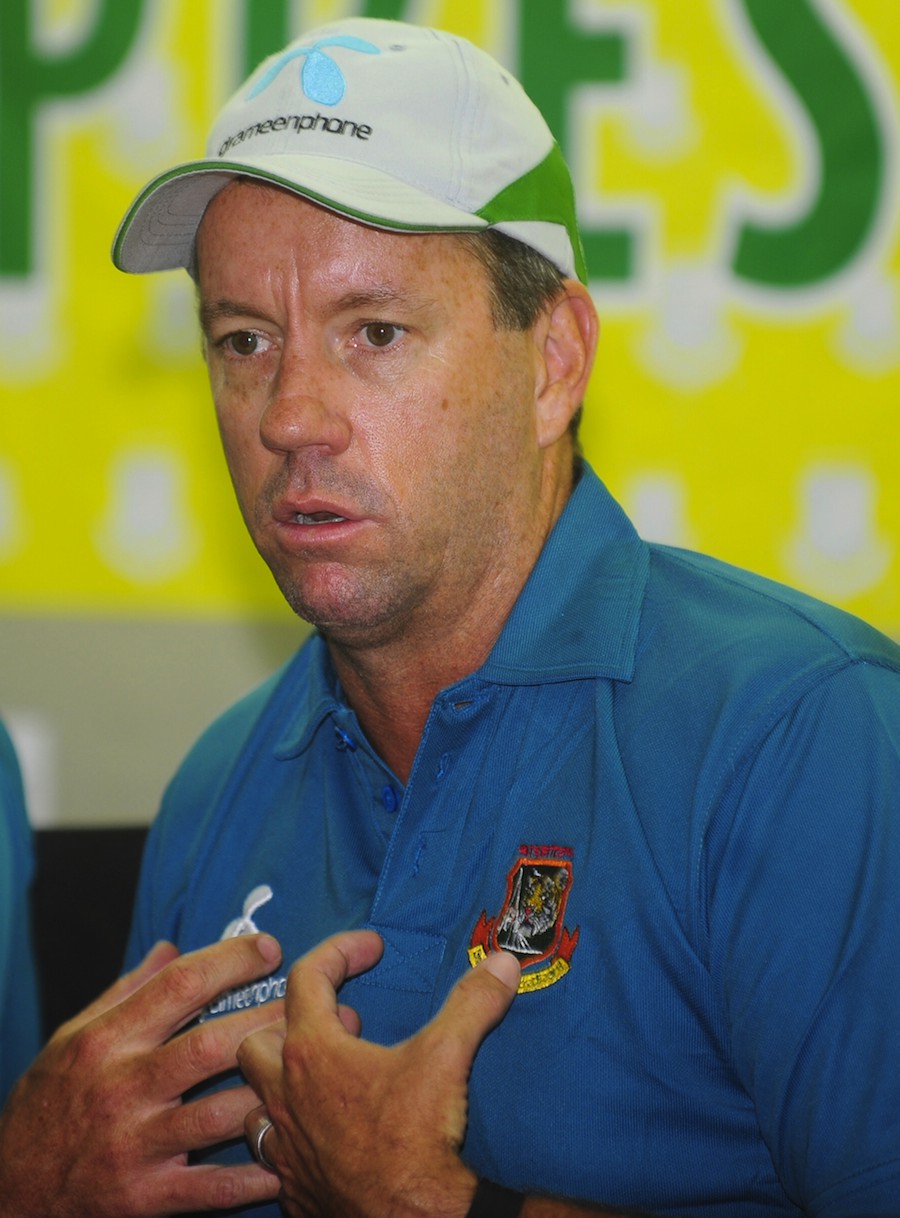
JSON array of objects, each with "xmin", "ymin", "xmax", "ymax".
[{"xmin": 112, "ymin": 155, "xmax": 490, "ymax": 274}]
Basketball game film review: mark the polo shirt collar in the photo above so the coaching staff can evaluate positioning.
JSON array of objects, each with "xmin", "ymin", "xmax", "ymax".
[
  {"xmin": 272, "ymin": 635, "xmax": 339, "ymax": 758},
  {"xmin": 478, "ymin": 464, "xmax": 647, "ymax": 684}
]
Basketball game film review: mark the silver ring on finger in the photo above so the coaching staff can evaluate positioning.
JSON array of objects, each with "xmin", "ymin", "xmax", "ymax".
[{"xmin": 247, "ymin": 1108, "xmax": 276, "ymax": 1172}]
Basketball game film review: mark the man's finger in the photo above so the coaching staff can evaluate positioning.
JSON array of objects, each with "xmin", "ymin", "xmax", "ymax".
[
  {"xmin": 145, "ymin": 1161, "xmax": 281, "ymax": 1214},
  {"xmin": 337, "ymin": 1002, "xmax": 362, "ymax": 1036},
  {"xmin": 154, "ymin": 1082, "xmax": 272, "ymax": 1155},
  {"xmin": 154, "ymin": 999, "xmax": 285, "ymax": 1099},
  {"xmin": 284, "ymin": 930, "xmax": 384, "ymax": 1026},
  {"xmin": 237, "ymin": 1019, "xmax": 287, "ymax": 1096},
  {"xmin": 111, "ymin": 934, "xmax": 283, "ymax": 1049},
  {"xmin": 423, "ymin": 951, "xmax": 520, "ymax": 1062},
  {"xmin": 480, "ymin": 951, "xmax": 521, "ymax": 993}
]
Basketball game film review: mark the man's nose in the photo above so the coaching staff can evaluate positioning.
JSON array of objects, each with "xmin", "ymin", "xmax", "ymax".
[{"xmin": 259, "ymin": 353, "xmax": 351, "ymax": 456}]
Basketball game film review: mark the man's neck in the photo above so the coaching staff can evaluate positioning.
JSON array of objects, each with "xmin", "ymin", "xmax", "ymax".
[{"xmin": 326, "ymin": 608, "xmax": 506, "ymax": 783}]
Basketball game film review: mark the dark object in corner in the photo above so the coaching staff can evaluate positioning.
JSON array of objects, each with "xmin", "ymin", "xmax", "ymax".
[{"xmin": 30, "ymin": 826, "xmax": 148, "ymax": 1040}]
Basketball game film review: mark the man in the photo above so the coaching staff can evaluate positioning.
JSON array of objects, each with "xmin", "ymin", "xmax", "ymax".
[{"xmin": 109, "ymin": 16, "xmax": 900, "ymax": 1218}]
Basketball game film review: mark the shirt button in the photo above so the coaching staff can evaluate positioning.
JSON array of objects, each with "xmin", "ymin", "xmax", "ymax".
[
  {"xmin": 333, "ymin": 725, "xmax": 357, "ymax": 751},
  {"xmin": 381, "ymin": 784, "xmax": 399, "ymax": 813}
]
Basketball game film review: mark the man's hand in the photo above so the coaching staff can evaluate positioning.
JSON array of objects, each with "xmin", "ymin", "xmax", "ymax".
[
  {"xmin": 0, "ymin": 934, "xmax": 285, "ymax": 1217},
  {"xmin": 237, "ymin": 929, "xmax": 521, "ymax": 1218}
]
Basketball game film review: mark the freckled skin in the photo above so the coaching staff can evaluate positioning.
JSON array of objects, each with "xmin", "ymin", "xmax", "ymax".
[{"xmin": 197, "ymin": 181, "xmax": 592, "ymax": 777}]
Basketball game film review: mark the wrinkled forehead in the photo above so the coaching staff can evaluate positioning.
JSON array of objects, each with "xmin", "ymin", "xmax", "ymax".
[
  {"xmin": 192, "ymin": 180, "xmax": 501, "ymax": 335},
  {"xmin": 193, "ymin": 178, "xmax": 490, "ymax": 291}
]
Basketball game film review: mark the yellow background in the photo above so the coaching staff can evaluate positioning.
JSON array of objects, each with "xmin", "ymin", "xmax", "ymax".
[{"xmin": 1, "ymin": 0, "xmax": 898, "ymax": 629}]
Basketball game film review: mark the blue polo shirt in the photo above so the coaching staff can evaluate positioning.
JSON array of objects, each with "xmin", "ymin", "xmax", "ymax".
[
  {"xmin": 0, "ymin": 721, "xmax": 41, "ymax": 1104},
  {"xmin": 126, "ymin": 465, "xmax": 900, "ymax": 1217}
]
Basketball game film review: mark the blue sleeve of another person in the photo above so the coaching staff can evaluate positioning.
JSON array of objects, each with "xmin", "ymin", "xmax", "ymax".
[{"xmin": 0, "ymin": 721, "xmax": 42, "ymax": 1104}]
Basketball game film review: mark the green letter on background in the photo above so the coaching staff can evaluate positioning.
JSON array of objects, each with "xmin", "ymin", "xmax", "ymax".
[
  {"xmin": 0, "ymin": 0, "xmax": 145, "ymax": 276},
  {"xmin": 241, "ymin": 0, "xmax": 290, "ymax": 80},
  {"xmin": 519, "ymin": 4, "xmax": 634, "ymax": 282},
  {"xmin": 733, "ymin": 0, "xmax": 883, "ymax": 287}
]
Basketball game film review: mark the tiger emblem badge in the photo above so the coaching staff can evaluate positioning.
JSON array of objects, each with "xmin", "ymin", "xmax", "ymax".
[{"xmin": 468, "ymin": 845, "xmax": 579, "ymax": 992}]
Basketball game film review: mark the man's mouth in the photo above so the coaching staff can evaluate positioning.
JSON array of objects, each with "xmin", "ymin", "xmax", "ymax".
[{"xmin": 294, "ymin": 512, "xmax": 347, "ymax": 525}]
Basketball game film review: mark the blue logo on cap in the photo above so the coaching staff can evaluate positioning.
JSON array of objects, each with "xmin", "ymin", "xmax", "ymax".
[{"xmin": 247, "ymin": 36, "xmax": 380, "ymax": 107}]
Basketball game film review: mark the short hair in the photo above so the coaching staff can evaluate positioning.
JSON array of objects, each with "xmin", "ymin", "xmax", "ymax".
[
  {"xmin": 456, "ymin": 228, "xmax": 566, "ymax": 331},
  {"xmin": 457, "ymin": 228, "xmax": 583, "ymax": 445}
]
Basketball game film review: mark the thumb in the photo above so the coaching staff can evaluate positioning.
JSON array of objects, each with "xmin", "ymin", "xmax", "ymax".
[
  {"xmin": 478, "ymin": 950, "xmax": 521, "ymax": 995},
  {"xmin": 425, "ymin": 951, "xmax": 520, "ymax": 1065}
]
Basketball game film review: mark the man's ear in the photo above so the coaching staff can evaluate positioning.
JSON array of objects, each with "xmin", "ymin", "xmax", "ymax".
[{"xmin": 533, "ymin": 280, "xmax": 598, "ymax": 448}]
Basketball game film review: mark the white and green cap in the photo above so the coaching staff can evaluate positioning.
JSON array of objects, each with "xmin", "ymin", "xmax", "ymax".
[{"xmin": 112, "ymin": 17, "xmax": 587, "ymax": 281}]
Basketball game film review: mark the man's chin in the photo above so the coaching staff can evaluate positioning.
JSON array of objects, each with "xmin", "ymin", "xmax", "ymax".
[{"xmin": 274, "ymin": 577, "xmax": 406, "ymax": 648}]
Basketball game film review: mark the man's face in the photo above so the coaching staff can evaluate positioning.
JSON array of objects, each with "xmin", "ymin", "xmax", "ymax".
[{"xmin": 196, "ymin": 181, "xmax": 561, "ymax": 650}]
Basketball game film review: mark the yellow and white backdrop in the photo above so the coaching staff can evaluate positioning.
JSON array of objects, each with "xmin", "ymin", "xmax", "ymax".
[{"xmin": 1, "ymin": 0, "xmax": 898, "ymax": 826}]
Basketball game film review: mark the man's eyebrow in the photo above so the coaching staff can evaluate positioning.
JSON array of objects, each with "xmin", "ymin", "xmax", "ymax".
[
  {"xmin": 197, "ymin": 287, "xmax": 439, "ymax": 333},
  {"xmin": 197, "ymin": 299, "xmax": 268, "ymax": 333},
  {"xmin": 329, "ymin": 286, "xmax": 438, "ymax": 315}
]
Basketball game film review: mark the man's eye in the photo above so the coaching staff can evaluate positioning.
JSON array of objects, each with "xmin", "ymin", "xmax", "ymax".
[
  {"xmin": 362, "ymin": 322, "xmax": 401, "ymax": 348},
  {"xmin": 225, "ymin": 331, "xmax": 265, "ymax": 356}
]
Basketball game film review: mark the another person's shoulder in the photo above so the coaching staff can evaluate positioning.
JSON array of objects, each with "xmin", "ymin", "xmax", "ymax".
[
  {"xmin": 0, "ymin": 720, "xmax": 29, "ymax": 861},
  {"xmin": 0, "ymin": 720, "xmax": 24, "ymax": 798}
]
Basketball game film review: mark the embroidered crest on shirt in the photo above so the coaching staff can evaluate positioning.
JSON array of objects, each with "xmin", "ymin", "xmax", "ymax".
[{"xmin": 468, "ymin": 846, "xmax": 579, "ymax": 993}]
